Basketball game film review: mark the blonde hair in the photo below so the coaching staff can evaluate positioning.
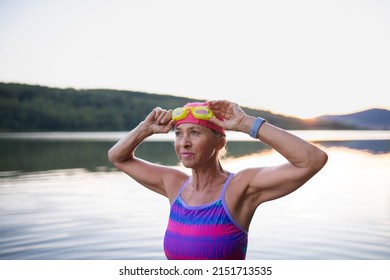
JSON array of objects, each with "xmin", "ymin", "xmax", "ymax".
[{"xmin": 212, "ymin": 130, "xmax": 228, "ymax": 159}]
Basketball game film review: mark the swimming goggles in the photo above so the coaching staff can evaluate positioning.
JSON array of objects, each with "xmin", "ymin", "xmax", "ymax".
[{"xmin": 172, "ymin": 106, "xmax": 215, "ymax": 121}]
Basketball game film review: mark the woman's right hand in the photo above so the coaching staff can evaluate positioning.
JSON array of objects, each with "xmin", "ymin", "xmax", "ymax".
[{"xmin": 142, "ymin": 107, "xmax": 175, "ymax": 134}]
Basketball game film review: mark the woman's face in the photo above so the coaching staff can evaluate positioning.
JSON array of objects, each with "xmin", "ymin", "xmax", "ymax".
[{"xmin": 174, "ymin": 123, "xmax": 224, "ymax": 168}]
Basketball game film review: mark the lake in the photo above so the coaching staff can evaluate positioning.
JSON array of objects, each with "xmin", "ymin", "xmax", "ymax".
[{"xmin": 0, "ymin": 130, "xmax": 389, "ymax": 260}]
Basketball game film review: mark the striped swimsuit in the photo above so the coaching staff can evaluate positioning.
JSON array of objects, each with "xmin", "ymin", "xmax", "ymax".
[{"xmin": 164, "ymin": 173, "xmax": 248, "ymax": 260}]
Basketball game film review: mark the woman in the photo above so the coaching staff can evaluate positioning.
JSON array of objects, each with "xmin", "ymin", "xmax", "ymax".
[{"xmin": 108, "ymin": 100, "xmax": 328, "ymax": 260}]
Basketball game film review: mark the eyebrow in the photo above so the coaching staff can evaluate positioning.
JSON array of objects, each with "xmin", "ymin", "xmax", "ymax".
[{"xmin": 175, "ymin": 126, "xmax": 206, "ymax": 135}]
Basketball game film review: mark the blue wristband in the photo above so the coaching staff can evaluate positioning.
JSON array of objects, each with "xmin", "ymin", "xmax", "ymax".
[{"xmin": 249, "ymin": 117, "xmax": 266, "ymax": 138}]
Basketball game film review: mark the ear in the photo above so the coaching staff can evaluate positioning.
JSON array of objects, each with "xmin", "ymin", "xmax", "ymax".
[{"xmin": 216, "ymin": 136, "xmax": 227, "ymax": 150}]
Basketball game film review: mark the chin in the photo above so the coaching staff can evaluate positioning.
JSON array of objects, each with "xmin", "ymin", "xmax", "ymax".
[
  {"xmin": 181, "ymin": 161, "xmax": 194, "ymax": 168},
  {"xmin": 180, "ymin": 159, "xmax": 200, "ymax": 169}
]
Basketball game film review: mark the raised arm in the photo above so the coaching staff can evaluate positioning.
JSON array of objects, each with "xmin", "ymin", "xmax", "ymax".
[
  {"xmin": 208, "ymin": 100, "xmax": 328, "ymax": 204},
  {"xmin": 108, "ymin": 107, "xmax": 187, "ymax": 200}
]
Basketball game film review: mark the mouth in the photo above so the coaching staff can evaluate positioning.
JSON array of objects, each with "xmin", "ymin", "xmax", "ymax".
[{"xmin": 180, "ymin": 152, "xmax": 195, "ymax": 159}]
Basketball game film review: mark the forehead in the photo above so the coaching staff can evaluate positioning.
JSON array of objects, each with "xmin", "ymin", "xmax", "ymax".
[{"xmin": 176, "ymin": 123, "xmax": 210, "ymax": 132}]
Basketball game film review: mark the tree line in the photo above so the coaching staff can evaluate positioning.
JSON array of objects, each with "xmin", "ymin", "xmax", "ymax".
[{"xmin": 0, "ymin": 83, "xmax": 350, "ymax": 132}]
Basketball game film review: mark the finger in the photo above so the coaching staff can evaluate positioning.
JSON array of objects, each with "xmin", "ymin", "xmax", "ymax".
[
  {"xmin": 161, "ymin": 109, "xmax": 173, "ymax": 124},
  {"xmin": 208, "ymin": 100, "xmax": 231, "ymax": 115},
  {"xmin": 208, "ymin": 100, "xmax": 230, "ymax": 107},
  {"xmin": 207, "ymin": 100, "xmax": 221, "ymax": 110},
  {"xmin": 207, "ymin": 101, "xmax": 222, "ymax": 115},
  {"xmin": 145, "ymin": 107, "xmax": 159, "ymax": 122},
  {"xmin": 150, "ymin": 107, "xmax": 162, "ymax": 120},
  {"xmin": 165, "ymin": 120, "xmax": 175, "ymax": 131},
  {"xmin": 156, "ymin": 109, "xmax": 171, "ymax": 125},
  {"xmin": 208, "ymin": 116, "xmax": 225, "ymax": 128},
  {"xmin": 159, "ymin": 119, "xmax": 175, "ymax": 134}
]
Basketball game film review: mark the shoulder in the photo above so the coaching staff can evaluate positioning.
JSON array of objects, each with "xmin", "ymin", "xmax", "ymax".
[
  {"xmin": 163, "ymin": 169, "xmax": 190, "ymax": 203},
  {"xmin": 116, "ymin": 156, "xmax": 189, "ymax": 201},
  {"xmin": 225, "ymin": 169, "xmax": 260, "ymax": 200},
  {"xmin": 230, "ymin": 168, "xmax": 267, "ymax": 189},
  {"xmin": 225, "ymin": 167, "xmax": 270, "ymax": 207}
]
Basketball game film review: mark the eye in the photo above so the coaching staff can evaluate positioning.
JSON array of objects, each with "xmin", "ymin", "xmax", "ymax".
[{"xmin": 190, "ymin": 130, "xmax": 200, "ymax": 135}]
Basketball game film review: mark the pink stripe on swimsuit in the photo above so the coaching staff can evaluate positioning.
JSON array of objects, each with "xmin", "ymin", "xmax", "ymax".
[{"xmin": 164, "ymin": 173, "xmax": 248, "ymax": 260}]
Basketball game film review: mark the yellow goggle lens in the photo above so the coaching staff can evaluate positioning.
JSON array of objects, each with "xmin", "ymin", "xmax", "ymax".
[
  {"xmin": 172, "ymin": 108, "xmax": 188, "ymax": 121},
  {"xmin": 191, "ymin": 106, "xmax": 214, "ymax": 120},
  {"xmin": 172, "ymin": 106, "xmax": 214, "ymax": 121}
]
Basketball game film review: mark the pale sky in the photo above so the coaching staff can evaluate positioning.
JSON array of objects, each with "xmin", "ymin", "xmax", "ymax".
[{"xmin": 1, "ymin": 0, "xmax": 389, "ymax": 118}]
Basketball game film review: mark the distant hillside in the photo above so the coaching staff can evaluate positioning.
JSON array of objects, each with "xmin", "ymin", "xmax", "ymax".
[
  {"xmin": 313, "ymin": 109, "xmax": 390, "ymax": 130},
  {"xmin": 0, "ymin": 82, "xmax": 312, "ymax": 132},
  {"xmin": 1, "ymin": 82, "xmax": 384, "ymax": 132}
]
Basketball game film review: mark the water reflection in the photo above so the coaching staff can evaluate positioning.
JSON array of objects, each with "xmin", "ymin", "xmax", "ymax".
[
  {"xmin": 1, "ymin": 132, "xmax": 390, "ymax": 260},
  {"xmin": 317, "ymin": 140, "xmax": 390, "ymax": 155},
  {"xmin": 0, "ymin": 139, "xmax": 274, "ymax": 174},
  {"xmin": 1, "ymin": 137, "xmax": 388, "ymax": 175},
  {"xmin": 0, "ymin": 140, "xmax": 115, "ymax": 173}
]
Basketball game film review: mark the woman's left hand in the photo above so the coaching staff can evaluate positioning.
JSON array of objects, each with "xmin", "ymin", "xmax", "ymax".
[{"xmin": 207, "ymin": 100, "xmax": 255, "ymax": 133}]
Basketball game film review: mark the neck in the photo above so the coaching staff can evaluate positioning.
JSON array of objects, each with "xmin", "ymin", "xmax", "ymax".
[{"xmin": 190, "ymin": 160, "xmax": 228, "ymax": 191}]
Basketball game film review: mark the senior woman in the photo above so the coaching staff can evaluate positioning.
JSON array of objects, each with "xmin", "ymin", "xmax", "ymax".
[{"xmin": 108, "ymin": 100, "xmax": 328, "ymax": 260}]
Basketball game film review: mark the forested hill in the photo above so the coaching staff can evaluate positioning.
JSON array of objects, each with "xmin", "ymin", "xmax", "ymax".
[
  {"xmin": 0, "ymin": 82, "xmax": 353, "ymax": 132},
  {"xmin": 314, "ymin": 109, "xmax": 390, "ymax": 130}
]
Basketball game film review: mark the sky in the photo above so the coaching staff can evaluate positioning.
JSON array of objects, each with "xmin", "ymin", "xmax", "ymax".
[{"xmin": 0, "ymin": 0, "xmax": 389, "ymax": 118}]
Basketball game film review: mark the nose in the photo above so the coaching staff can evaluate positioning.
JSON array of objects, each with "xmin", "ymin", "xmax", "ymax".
[{"xmin": 178, "ymin": 133, "xmax": 192, "ymax": 149}]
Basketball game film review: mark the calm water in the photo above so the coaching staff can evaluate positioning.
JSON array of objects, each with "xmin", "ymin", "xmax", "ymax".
[{"xmin": 0, "ymin": 131, "xmax": 389, "ymax": 260}]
